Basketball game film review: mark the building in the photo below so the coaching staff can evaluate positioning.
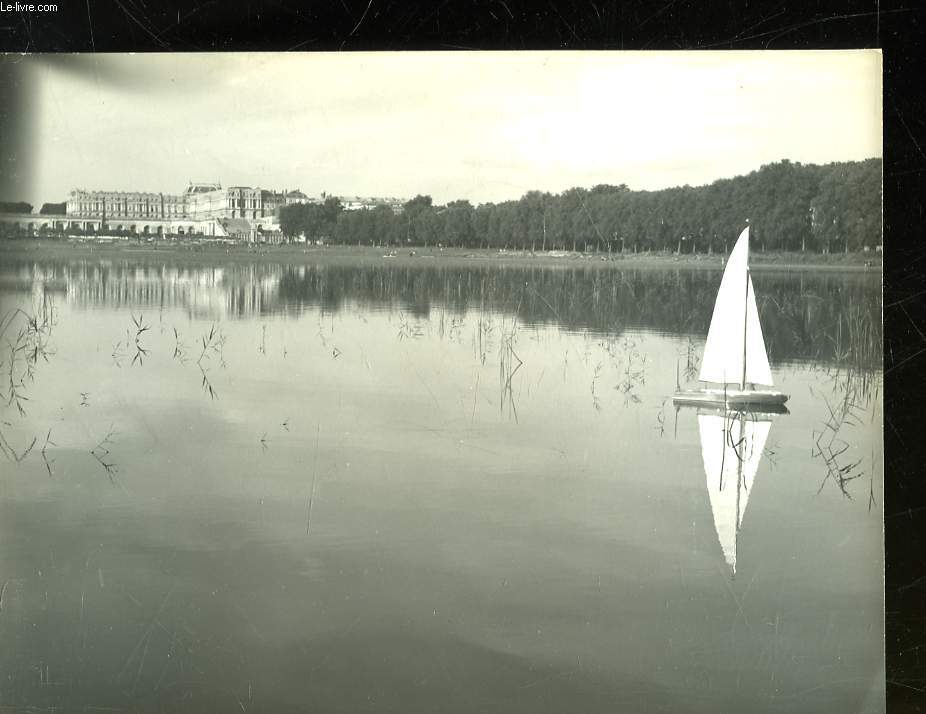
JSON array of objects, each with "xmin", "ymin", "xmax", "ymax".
[
  {"xmin": 337, "ymin": 195, "xmax": 406, "ymax": 214},
  {"xmin": 66, "ymin": 182, "xmax": 311, "ymax": 223},
  {"xmin": 2, "ymin": 184, "xmax": 406, "ymax": 238},
  {"xmin": 66, "ymin": 189, "xmax": 187, "ymax": 220}
]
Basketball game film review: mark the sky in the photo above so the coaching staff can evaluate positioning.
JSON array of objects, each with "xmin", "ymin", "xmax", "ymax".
[{"xmin": 15, "ymin": 51, "xmax": 881, "ymax": 207}]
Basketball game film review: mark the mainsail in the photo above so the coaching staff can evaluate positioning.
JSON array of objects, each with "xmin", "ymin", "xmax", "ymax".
[
  {"xmin": 698, "ymin": 412, "xmax": 771, "ymax": 575},
  {"xmin": 698, "ymin": 227, "xmax": 774, "ymax": 386}
]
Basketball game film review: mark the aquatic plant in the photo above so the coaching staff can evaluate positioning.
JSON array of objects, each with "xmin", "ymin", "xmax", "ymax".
[
  {"xmin": 0, "ymin": 300, "xmax": 57, "ymax": 416},
  {"xmin": 654, "ymin": 398, "xmax": 667, "ymax": 437},
  {"xmin": 171, "ymin": 327, "xmax": 189, "ymax": 364},
  {"xmin": 590, "ymin": 362, "xmax": 603, "ymax": 412},
  {"xmin": 193, "ymin": 323, "xmax": 227, "ymax": 399},
  {"xmin": 90, "ymin": 426, "xmax": 119, "ymax": 484},
  {"xmin": 41, "ymin": 428, "xmax": 56, "ymax": 477},
  {"xmin": 614, "ymin": 337, "xmax": 646, "ymax": 405},
  {"xmin": 0, "ymin": 430, "xmax": 36, "ymax": 463},
  {"xmin": 812, "ymin": 389, "xmax": 870, "ymax": 503},
  {"xmin": 397, "ymin": 313, "xmax": 425, "ymax": 341},
  {"xmin": 129, "ymin": 313, "xmax": 150, "ymax": 366},
  {"xmin": 498, "ymin": 316, "xmax": 523, "ymax": 422}
]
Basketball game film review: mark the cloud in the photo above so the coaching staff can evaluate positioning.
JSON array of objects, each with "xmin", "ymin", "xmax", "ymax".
[{"xmin": 18, "ymin": 51, "xmax": 882, "ymax": 207}]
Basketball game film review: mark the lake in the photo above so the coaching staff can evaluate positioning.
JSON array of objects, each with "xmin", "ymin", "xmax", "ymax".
[{"xmin": 0, "ymin": 255, "xmax": 884, "ymax": 713}]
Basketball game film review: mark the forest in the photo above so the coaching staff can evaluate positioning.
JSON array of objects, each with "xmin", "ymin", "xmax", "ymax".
[{"xmin": 280, "ymin": 158, "xmax": 882, "ymax": 254}]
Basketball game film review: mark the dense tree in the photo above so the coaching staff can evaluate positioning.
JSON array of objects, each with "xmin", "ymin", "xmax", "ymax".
[
  {"xmin": 0, "ymin": 201, "xmax": 33, "ymax": 214},
  {"xmin": 280, "ymin": 197, "xmax": 343, "ymax": 241},
  {"xmin": 39, "ymin": 202, "xmax": 65, "ymax": 215},
  {"xmin": 276, "ymin": 159, "xmax": 882, "ymax": 254}
]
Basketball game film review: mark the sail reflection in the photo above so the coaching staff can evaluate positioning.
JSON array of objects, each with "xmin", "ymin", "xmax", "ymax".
[{"xmin": 697, "ymin": 410, "xmax": 775, "ymax": 577}]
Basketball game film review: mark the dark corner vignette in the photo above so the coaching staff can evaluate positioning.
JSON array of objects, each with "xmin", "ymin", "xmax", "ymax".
[{"xmin": 0, "ymin": 56, "xmax": 35, "ymax": 211}]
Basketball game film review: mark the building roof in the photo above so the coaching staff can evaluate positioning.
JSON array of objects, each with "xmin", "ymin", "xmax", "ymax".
[{"xmin": 186, "ymin": 182, "xmax": 222, "ymax": 194}]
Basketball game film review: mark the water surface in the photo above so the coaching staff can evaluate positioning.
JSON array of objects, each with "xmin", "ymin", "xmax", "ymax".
[{"xmin": 0, "ymin": 257, "xmax": 883, "ymax": 713}]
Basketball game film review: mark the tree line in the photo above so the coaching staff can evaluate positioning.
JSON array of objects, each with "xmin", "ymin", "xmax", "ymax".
[
  {"xmin": 0, "ymin": 202, "xmax": 68, "ymax": 215},
  {"xmin": 280, "ymin": 158, "xmax": 881, "ymax": 253}
]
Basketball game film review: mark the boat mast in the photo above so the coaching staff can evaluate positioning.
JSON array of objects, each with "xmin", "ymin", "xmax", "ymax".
[{"xmin": 741, "ymin": 266, "xmax": 749, "ymax": 391}]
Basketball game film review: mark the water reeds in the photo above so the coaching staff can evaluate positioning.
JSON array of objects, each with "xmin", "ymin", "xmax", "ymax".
[
  {"xmin": 654, "ymin": 398, "xmax": 667, "ymax": 437},
  {"xmin": 171, "ymin": 327, "xmax": 189, "ymax": 364},
  {"xmin": 590, "ymin": 362, "xmax": 603, "ymax": 412},
  {"xmin": 41, "ymin": 428, "xmax": 56, "ymax": 477},
  {"xmin": 90, "ymin": 425, "xmax": 119, "ymax": 483},
  {"xmin": 0, "ymin": 430, "xmax": 36, "ymax": 463},
  {"xmin": 397, "ymin": 314, "xmax": 425, "ymax": 341},
  {"xmin": 682, "ymin": 337, "xmax": 701, "ymax": 382},
  {"xmin": 812, "ymin": 389, "xmax": 868, "ymax": 501},
  {"xmin": 1, "ymin": 302, "xmax": 57, "ymax": 415},
  {"xmin": 498, "ymin": 316, "xmax": 523, "ymax": 422},
  {"xmin": 194, "ymin": 323, "xmax": 226, "ymax": 400},
  {"xmin": 130, "ymin": 314, "xmax": 150, "ymax": 366},
  {"xmin": 614, "ymin": 337, "xmax": 646, "ymax": 405},
  {"xmin": 475, "ymin": 315, "xmax": 495, "ymax": 366}
]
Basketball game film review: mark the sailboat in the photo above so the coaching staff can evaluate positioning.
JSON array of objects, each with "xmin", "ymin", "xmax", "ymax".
[
  {"xmin": 698, "ymin": 410, "xmax": 772, "ymax": 577},
  {"xmin": 673, "ymin": 226, "xmax": 789, "ymax": 410}
]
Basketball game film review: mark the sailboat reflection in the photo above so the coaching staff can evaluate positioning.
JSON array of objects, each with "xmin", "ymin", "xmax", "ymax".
[{"xmin": 696, "ymin": 409, "xmax": 778, "ymax": 577}]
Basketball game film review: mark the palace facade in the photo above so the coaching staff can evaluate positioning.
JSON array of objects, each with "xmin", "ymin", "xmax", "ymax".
[{"xmin": 66, "ymin": 183, "xmax": 312, "ymax": 222}]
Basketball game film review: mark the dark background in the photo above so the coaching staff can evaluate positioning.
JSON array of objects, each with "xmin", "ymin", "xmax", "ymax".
[{"xmin": 0, "ymin": 1, "xmax": 921, "ymax": 710}]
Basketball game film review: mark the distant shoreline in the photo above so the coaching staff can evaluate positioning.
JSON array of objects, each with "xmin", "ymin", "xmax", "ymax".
[{"xmin": 0, "ymin": 239, "xmax": 882, "ymax": 273}]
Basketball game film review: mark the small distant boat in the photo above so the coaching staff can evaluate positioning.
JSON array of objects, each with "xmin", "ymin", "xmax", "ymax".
[{"xmin": 673, "ymin": 226, "xmax": 789, "ymax": 410}]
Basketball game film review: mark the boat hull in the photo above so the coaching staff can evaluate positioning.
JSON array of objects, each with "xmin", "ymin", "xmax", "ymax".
[{"xmin": 673, "ymin": 388, "xmax": 789, "ymax": 412}]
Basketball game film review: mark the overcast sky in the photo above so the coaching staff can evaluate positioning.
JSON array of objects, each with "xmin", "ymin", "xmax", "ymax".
[{"xmin": 19, "ymin": 51, "xmax": 881, "ymax": 207}]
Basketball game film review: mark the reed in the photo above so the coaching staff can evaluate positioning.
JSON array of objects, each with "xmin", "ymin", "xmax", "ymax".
[
  {"xmin": 397, "ymin": 314, "xmax": 425, "ymax": 341},
  {"xmin": 654, "ymin": 398, "xmax": 667, "ymax": 436},
  {"xmin": 614, "ymin": 337, "xmax": 646, "ymax": 405},
  {"xmin": 129, "ymin": 313, "xmax": 150, "ymax": 367},
  {"xmin": 498, "ymin": 316, "xmax": 523, "ymax": 422},
  {"xmin": 590, "ymin": 362, "xmax": 603, "ymax": 412},
  {"xmin": 41, "ymin": 428, "xmax": 56, "ymax": 477},
  {"xmin": 0, "ymin": 430, "xmax": 36, "ymax": 463},
  {"xmin": 90, "ymin": 425, "xmax": 119, "ymax": 483},
  {"xmin": 812, "ymin": 390, "xmax": 868, "ymax": 500},
  {"xmin": 171, "ymin": 327, "xmax": 189, "ymax": 364},
  {"xmin": 0, "ymin": 303, "xmax": 57, "ymax": 415},
  {"xmin": 199, "ymin": 363, "xmax": 218, "ymax": 400},
  {"xmin": 193, "ymin": 323, "xmax": 226, "ymax": 399}
]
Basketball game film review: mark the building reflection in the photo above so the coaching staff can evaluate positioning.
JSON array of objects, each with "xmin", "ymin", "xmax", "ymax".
[{"xmin": 1, "ymin": 258, "xmax": 881, "ymax": 369}]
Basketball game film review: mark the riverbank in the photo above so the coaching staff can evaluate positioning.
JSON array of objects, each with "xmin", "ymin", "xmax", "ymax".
[{"xmin": 0, "ymin": 239, "xmax": 882, "ymax": 273}]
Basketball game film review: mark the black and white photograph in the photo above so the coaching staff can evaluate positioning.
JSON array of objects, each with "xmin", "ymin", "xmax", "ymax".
[{"xmin": 0, "ymin": 50, "xmax": 884, "ymax": 712}]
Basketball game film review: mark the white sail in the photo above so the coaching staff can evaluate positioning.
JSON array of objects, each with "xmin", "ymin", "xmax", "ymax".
[
  {"xmin": 698, "ymin": 413, "xmax": 772, "ymax": 575},
  {"xmin": 698, "ymin": 227, "xmax": 774, "ymax": 386}
]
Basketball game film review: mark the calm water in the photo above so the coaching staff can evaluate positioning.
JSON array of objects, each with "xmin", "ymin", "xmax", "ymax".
[{"xmin": 0, "ymin": 257, "xmax": 883, "ymax": 713}]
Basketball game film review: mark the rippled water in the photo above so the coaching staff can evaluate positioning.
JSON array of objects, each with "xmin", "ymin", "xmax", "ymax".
[{"xmin": 0, "ymin": 256, "xmax": 883, "ymax": 713}]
